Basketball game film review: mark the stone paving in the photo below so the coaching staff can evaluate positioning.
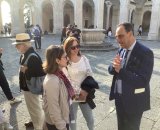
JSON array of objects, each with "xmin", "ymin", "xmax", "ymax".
[{"xmin": 0, "ymin": 35, "xmax": 160, "ymax": 130}]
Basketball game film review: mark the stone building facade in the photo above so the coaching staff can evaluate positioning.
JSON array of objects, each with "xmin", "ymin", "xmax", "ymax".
[{"xmin": 0, "ymin": 0, "xmax": 160, "ymax": 40}]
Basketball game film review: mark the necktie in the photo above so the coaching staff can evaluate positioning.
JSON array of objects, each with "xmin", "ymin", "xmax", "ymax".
[
  {"xmin": 123, "ymin": 50, "xmax": 129, "ymax": 68},
  {"xmin": 114, "ymin": 49, "xmax": 129, "ymax": 94}
]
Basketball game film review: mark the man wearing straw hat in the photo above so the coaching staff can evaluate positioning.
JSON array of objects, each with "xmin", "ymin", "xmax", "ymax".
[{"xmin": 12, "ymin": 33, "xmax": 45, "ymax": 130}]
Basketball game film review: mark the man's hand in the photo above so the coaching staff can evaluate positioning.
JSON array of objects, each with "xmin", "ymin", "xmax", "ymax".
[
  {"xmin": 78, "ymin": 89, "xmax": 88, "ymax": 101},
  {"xmin": 113, "ymin": 55, "xmax": 122, "ymax": 73},
  {"xmin": 20, "ymin": 65, "xmax": 28, "ymax": 73}
]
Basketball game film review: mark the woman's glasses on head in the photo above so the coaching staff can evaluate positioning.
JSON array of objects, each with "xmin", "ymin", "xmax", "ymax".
[{"xmin": 70, "ymin": 45, "xmax": 80, "ymax": 50}]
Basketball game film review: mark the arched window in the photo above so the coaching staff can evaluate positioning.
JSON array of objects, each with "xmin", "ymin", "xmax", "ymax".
[{"xmin": 1, "ymin": 1, "xmax": 11, "ymax": 26}]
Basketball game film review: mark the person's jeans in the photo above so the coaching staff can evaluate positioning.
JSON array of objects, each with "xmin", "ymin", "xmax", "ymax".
[
  {"xmin": 34, "ymin": 37, "xmax": 41, "ymax": 49},
  {"xmin": 70, "ymin": 102, "xmax": 94, "ymax": 130},
  {"xmin": 37, "ymin": 36, "xmax": 41, "ymax": 49}
]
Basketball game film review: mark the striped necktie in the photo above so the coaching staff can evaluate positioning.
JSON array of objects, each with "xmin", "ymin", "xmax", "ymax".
[{"xmin": 123, "ymin": 50, "xmax": 129, "ymax": 68}]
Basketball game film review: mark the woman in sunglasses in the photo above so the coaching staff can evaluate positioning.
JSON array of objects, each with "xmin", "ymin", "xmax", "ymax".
[
  {"xmin": 63, "ymin": 37, "xmax": 94, "ymax": 130},
  {"xmin": 43, "ymin": 45, "xmax": 75, "ymax": 130}
]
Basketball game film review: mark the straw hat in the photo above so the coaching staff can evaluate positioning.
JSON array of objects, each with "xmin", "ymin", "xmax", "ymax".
[{"xmin": 12, "ymin": 33, "xmax": 34, "ymax": 45}]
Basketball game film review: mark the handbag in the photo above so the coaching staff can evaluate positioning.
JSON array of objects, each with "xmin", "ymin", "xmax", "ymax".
[
  {"xmin": 24, "ymin": 53, "xmax": 44, "ymax": 94},
  {"xmin": 25, "ymin": 75, "xmax": 45, "ymax": 94}
]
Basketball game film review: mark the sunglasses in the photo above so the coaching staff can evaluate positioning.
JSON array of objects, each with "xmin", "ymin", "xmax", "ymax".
[{"xmin": 70, "ymin": 45, "xmax": 80, "ymax": 50}]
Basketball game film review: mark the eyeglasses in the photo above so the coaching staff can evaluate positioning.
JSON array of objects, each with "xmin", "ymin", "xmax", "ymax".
[{"xmin": 70, "ymin": 45, "xmax": 80, "ymax": 50}]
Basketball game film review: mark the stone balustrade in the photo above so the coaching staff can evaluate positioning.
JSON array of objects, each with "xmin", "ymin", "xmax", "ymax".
[{"xmin": 81, "ymin": 29, "xmax": 105, "ymax": 44}]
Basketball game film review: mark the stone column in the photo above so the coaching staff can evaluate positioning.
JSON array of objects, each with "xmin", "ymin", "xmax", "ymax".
[
  {"xmin": 0, "ymin": 5, "xmax": 3, "ymax": 32},
  {"xmin": 94, "ymin": 0, "xmax": 104, "ymax": 29},
  {"xmin": 74, "ymin": 0, "xmax": 83, "ymax": 30},
  {"xmin": 53, "ymin": 1, "xmax": 63, "ymax": 34},
  {"xmin": 105, "ymin": 1, "xmax": 112, "ymax": 29},
  {"xmin": 148, "ymin": 0, "xmax": 160, "ymax": 40},
  {"xmin": 119, "ymin": 0, "xmax": 130, "ymax": 23},
  {"xmin": 10, "ymin": 0, "xmax": 25, "ymax": 35}
]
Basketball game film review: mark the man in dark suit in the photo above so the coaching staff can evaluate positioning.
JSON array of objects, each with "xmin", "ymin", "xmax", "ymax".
[{"xmin": 108, "ymin": 22, "xmax": 154, "ymax": 130}]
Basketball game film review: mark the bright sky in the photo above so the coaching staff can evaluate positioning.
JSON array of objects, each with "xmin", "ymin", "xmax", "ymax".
[{"xmin": 1, "ymin": 1, "xmax": 11, "ymax": 25}]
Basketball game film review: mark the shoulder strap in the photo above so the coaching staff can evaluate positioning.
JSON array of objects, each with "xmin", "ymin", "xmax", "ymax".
[{"xmin": 24, "ymin": 53, "xmax": 38, "ymax": 65}]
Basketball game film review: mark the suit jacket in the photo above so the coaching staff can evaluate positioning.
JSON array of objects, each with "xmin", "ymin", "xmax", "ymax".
[
  {"xmin": 0, "ymin": 53, "xmax": 4, "ymax": 70},
  {"xmin": 108, "ymin": 42, "xmax": 154, "ymax": 115}
]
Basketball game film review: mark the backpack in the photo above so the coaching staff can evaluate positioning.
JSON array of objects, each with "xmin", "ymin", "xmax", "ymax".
[
  {"xmin": 34, "ymin": 28, "xmax": 40, "ymax": 37},
  {"xmin": 24, "ymin": 53, "xmax": 45, "ymax": 95}
]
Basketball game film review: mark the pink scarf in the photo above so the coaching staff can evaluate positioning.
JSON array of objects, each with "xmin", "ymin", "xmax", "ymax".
[{"xmin": 54, "ymin": 70, "xmax": 75, "ymax": 99}]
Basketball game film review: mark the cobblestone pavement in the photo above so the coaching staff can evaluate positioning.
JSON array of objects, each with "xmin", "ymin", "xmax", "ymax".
[{"xmin": 0, "ymin": 35, "xmax": 160, "ymax": 130}]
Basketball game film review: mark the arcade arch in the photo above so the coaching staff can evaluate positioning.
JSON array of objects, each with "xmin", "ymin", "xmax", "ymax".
[
  {"xmin": 63, "ymin": 1, "xmax": 74, "ymax": 27},
  {"xmin": 0, "ymin": 0, "xmax": 11, "ymax": 34},
  {"xmin": 130, "ymin": 10, "xmax": 135, "ymax": 25},
  {"xmin": 83, "ymin": 0, "xmax": 95, "ymax": 28},
  {"xmin": 1, "ymin": 0, "xmax": 11, "ymax": 26},
  {"xmin": 130, "ymin": 9, "xmax": 136, "ymax": 31},
  {"xmin": 42, "ymin": 1, "xmax": 53, "ymax": 33},
  {"xmin": 142, "ymin": 11, "xmax": 151, "ymax": 35}
]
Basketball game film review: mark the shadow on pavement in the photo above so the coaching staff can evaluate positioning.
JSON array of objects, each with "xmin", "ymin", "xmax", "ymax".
[{"xmin": 10, "ymin": 102, "xmax": 21, "ymax": 130}]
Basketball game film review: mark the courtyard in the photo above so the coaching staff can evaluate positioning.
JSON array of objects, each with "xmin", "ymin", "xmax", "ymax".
[{"xmin": 0, "ymin": 35, "xmax": 160, "ymax": 130}]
